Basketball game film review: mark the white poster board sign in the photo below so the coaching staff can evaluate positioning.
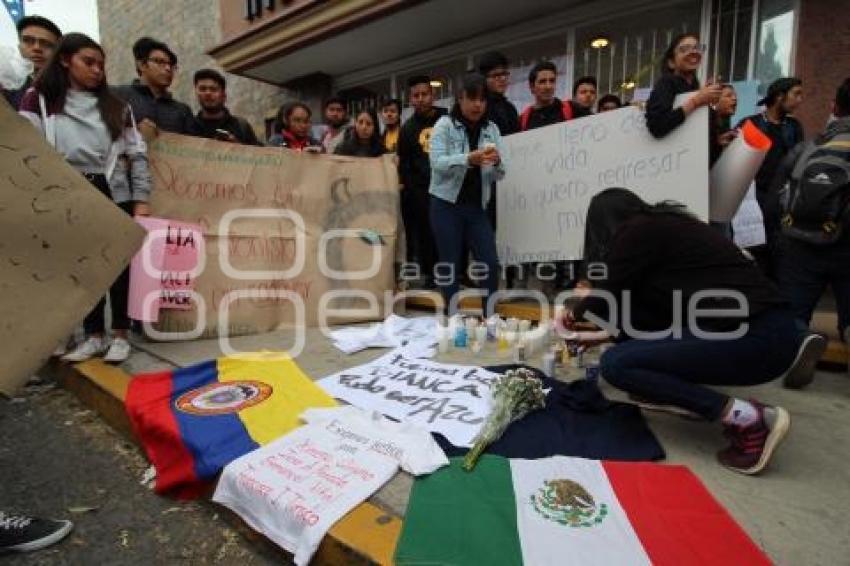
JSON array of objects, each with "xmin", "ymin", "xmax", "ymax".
[
  {"xmin": 497, "ymin": 106, "xmax": 709, "ymax": 263},
  {"xmin": 318, "ymin": 352, "xmax": 496, "ymax": 447}
]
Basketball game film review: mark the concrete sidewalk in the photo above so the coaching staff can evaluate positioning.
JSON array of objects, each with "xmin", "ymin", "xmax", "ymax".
[
  {"xmin": 123, "ymin": 323, "xmax": 850, "ymax": 565},
  {"xmin": 27, "ymin": 319, "xmax": 846, "ymax": 565}
]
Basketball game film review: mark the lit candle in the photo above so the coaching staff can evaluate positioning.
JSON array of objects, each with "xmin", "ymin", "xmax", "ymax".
[{"xmin": 475, "ymin": 324, "xmax": 487, "ymax": 345}]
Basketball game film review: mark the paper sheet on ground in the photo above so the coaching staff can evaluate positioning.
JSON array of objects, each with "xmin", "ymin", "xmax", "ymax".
[
  {"xmin": 0, "ymin": 99, "xmax": 145, "ymax": 395},
  {"xmin": 329, "ymin": 314, "xmax": 438, "ymax": 355},
  {"xmin": 732, "ymin": 183, "xmax": 766, "ymax": 248},
  {"xmin": 318, "ymin": 352, "xmax": 497, "ymax": 447}
]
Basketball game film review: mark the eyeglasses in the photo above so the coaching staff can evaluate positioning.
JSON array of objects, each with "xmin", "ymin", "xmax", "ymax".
[
  {"xmin": 147, "ymin": 57, "xmax": 178, "ymax": 69},
  {"xmin": 21, "ymin": 35, "xmax": 56, "ymax": 50},
  {"xmin": 676, "ymin": 43, "xmax": 707, "ymax": 54},
  {"xmin": 487, "ymin": 70, "xmax": 510, "ymax": 80}
]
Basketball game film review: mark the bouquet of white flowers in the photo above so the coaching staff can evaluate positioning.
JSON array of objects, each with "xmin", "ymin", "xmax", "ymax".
[{"xmin": 463, "ymin": 368, "xmax": 546, "ymax": 471}]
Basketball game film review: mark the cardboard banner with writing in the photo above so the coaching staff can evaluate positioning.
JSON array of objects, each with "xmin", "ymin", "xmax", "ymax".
[
  {"xmin": 147, "ymin": 134, "xmax": 400, "ymax": 339},
  {"xmin": 0, "ymin": 100, "xmax": 145, "ymax": 395}
]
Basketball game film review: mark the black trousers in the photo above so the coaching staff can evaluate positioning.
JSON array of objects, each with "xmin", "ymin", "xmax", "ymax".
[
  {"xmin": 83, "ymin": 174, "xmax": 133, "ymax": 334},
  {"xmin": 402, "ymin": 186, "xmax": 437, "ymax": 280}
]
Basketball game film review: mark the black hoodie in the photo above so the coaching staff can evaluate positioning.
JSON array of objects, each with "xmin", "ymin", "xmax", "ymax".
[
  {"xmin": 397, "ymin": 106, "xmax": 447, "ymax": 192},
  {"xmin": 486, "ymin": 91, "xmax": 519, "ymax": 136}
]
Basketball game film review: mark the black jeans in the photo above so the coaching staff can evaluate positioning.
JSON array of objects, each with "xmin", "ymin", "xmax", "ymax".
[
  {"xmin": 779, "ymin": 236, "xmax": 850, "ymax": 338},
  {"xmin": 430, "ymin": 196, "xmax": 500, "ymax": 316},
  {"xmin": 83, "ymin": 174, "xmax": 133, "ymax": 334},
  {"xmin": 402, "ymin": 186, "xmax": 437, "ymax": 281},
  {"xmin": 600, "ymin": 307, "xmax": 799, "ymax": 421}
]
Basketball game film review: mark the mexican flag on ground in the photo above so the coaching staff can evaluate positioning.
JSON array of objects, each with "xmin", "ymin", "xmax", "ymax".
[{"xmin": 395, "ymin": 455, "xmax": 771, "ymax": 566}]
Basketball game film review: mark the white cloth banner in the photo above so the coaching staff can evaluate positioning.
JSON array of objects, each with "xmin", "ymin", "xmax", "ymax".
[
  {"xmin": 213, "ymin": 406, "xmax": 447, "ymax": 566},
  {"xmin": 318, "ymin": 352, "xmax": 497, "ymax": 447},
  {"xmin": 329, "ymin": 314, "xmax": 438, "ymax": 356},
  {"xmin": 511, "ymin": 457, "xmax": 651, "ymax": 566},
  {"xmin": 732, "ymin": 183, "xmax": 767, "ymax": 248}
]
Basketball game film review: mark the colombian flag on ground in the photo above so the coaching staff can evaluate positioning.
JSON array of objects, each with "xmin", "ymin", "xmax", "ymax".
[{"xmin": 126, "ymin": 353, "xmax": 336, "ymax": 498}]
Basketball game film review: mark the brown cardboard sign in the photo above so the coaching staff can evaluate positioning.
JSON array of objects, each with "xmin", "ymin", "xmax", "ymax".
[
  {"xmin": 147, "ymin": 133, "xmax": 400, "ymax": 339},
  {"xmin": 0, "ymin": 100, "xmax": 145, "ymax": 395}
]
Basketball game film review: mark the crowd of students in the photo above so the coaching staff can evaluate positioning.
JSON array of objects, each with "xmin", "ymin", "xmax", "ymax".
[{"xmin": 2, "ymin": 13, "xmax": 850, "ymax": 555}]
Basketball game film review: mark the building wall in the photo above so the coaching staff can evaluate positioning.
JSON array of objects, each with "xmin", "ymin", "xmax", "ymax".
[
  {"xmin": 97, "ymin": 0, "xmax": 291, "ymax": 140},
  {"xmin": 795, "ymin": 0, "xmax": 850, "ymax": 137}
]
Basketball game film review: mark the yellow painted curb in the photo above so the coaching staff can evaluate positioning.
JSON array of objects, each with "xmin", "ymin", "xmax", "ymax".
[{"xmin": 48, "ymin": 359, "xmax": 402, "ymax": 565}]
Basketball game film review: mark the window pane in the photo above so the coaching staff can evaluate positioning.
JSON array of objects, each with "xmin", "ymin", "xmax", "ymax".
[
  {"xmin": 574, "ymin": 1, "xmax": 701, "ymax": 102},
  {"xmin": 706, "ymin": 0, "xmax": 753, "ymax": 83},
  {"xmin": 755, "ymin": 0, "xmax": 795, "ymax": 90}
]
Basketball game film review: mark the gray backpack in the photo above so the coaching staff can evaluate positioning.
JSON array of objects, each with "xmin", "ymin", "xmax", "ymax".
[{"xmin": 782, "ymin": 126, "xmax": 850, "ymax": 245}]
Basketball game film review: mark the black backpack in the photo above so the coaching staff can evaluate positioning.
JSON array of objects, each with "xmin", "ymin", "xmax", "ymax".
[{"xmin": 782, "ymin": 124, "xmax": 850, "ymax": 245}]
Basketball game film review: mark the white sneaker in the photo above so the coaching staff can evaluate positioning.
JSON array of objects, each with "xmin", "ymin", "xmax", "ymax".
[
  {"xmin": 103, "ymin": 337, "xmax": 131, "ymax": 363},
  {"xmin": 61, "ymin": 337, "xmax": 106, "ymax": 362}
]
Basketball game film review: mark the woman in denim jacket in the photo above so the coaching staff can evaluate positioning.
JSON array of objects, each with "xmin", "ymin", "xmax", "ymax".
[{"xmin": 429, "ymin": 73, "xmax": 505, "ymax": 316}]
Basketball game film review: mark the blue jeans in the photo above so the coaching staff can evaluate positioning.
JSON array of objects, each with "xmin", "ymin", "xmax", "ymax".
[
  {"xmin": 430, "ymin": 196, "xmax": 500, "ymax": 316},
  {"xmin": 779, "ymin": 236, "xmax": 850, "ymax": 338},
  {"xmin": 600, "ymin": 308, "xmax": 799, "ymax": 421}
]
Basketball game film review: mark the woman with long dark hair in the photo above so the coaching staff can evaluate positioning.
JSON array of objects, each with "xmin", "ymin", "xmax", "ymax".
[
  {"xmin": 645, "ymin": 33, "xmax": 721, "ymax": 143},
  {"xmin": 334, "ymin": 108, "xmax": 385, "ymax": 157},
  {"xmin": 20, "ymin": 33, "xmax": 151, "ymax": 363},
  {"xmin": 268, "ymin": 101, "xmax": 320, "ymax": 151},
  {"xmin": 428, "ymin": 73, "xmax": 504, "ymax": 316},
  {"xmin": 567, "ymin": 188, "xmax": 823, "ymax": 476}
]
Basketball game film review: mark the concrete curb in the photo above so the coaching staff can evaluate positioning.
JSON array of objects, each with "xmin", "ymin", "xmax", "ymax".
[{"xmin": 41, "ymin": 358, "xmax": 403, "ymax": 565}]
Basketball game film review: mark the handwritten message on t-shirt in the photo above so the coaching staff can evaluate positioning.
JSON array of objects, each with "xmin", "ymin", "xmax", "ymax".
[{"xmin": 213, "ymin": 406, "xmax": 447, "ymax": 566}]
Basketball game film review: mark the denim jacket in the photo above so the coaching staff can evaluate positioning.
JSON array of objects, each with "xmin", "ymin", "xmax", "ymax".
[{"xmin": 428, "ymin": 115, "xmax": 505, "ymax": 208}]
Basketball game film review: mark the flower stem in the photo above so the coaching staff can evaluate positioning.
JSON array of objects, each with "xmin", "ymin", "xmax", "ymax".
[{"xmin": 463, "ymin": 441, "xmax": 488, "ymax": 471}]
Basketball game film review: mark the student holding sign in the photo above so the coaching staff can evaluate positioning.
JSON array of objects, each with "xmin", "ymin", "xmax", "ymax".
[
  {"xmin": 646, "ymin": 33, "xmax": 721, "ymax": 160},
  {"xmin": 19, "ymin": 33, "xmax": 151, "ymax": 363},
  {"xmin": 566, "ymin": 189, "xmax": 823, "ymax": 475},
  {"xmin": 429, "ymin": 73, "xmax": 505, "ymax": 316}
]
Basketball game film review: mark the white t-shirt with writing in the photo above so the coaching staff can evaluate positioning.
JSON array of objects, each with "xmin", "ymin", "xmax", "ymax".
[{"xmin": 212, "ymin": 406, "xmax": 448, "ymax": 566}]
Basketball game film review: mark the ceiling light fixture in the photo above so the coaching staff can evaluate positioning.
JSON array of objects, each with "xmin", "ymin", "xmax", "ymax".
[
  {"xmin": 591, "ymin": 37, "xmax": 609, "ymax": 49},
  {"xmin": 430, "ymin": 80, "xmax": 443, "ymax": 88}
]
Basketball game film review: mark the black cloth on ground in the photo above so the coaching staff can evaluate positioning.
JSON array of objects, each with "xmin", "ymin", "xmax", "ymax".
[{"xmin": 433, "ymin": 364, "xmax": 665, "ymax": 462}]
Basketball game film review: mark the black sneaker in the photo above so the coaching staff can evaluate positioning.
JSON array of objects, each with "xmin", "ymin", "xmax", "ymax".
[
  {"xmin": 0, "ymin": 512, "xmax": 73, "ymax": 553},
  {"xmin": 781, "ymin": 333, "xmax": 827, "ymax": 389}
]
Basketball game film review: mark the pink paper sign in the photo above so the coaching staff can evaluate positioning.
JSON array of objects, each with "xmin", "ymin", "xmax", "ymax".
[{"xmin": 128, "ymin": 217, "xmax": 203, "ymax": 322}]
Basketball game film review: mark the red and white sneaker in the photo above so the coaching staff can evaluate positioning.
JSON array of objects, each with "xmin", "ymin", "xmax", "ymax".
[{"xmin": 717, "ymin": 400, "xmax": 790, "ymax": 475}]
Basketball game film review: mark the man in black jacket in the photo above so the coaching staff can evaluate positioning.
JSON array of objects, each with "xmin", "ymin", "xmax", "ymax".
[
  {"xmin": 736, "ymin": 78, "xmax": 805, "ymax": 279},
  {"xmin": 775, "ymin": 78, "xmax": 850, "ymax": 370},
  {"xmin": 115, "ymin": 37, "xmax": 194, "ymax": 135},
  {"xmin": 3, "ymin": 16, "xmax": 61, "ymax": 109},
  {"xmin": 397, "ymin": 76, "xmax": 447, "ymax": 288},
  {"xmin": 188, "ymin": 69, "xmax": 260, "ymax": 145},
  {"xmin": 479, "ymin": 52, "xmax": 519, "ymax": 288}
]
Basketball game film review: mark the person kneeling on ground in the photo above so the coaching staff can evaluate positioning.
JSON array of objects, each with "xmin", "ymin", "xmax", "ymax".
[
  {"xmin": 563, "ymin": 188, "xmax": 825, "ymax": 475},
  {"xmin": 429, "ymin": 73, "xmax": 504, "ymax": 317}
]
